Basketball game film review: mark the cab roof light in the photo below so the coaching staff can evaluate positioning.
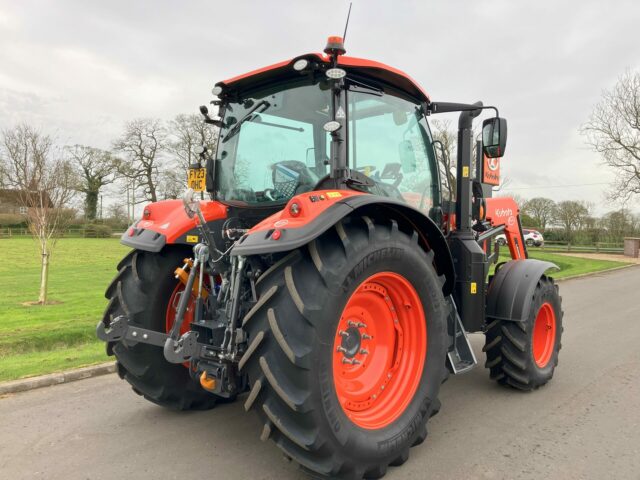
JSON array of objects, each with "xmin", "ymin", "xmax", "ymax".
[
  {"xmin": 293, "ymin": 59, "xmax": 309, "ymax": 71},
  {"xmin": 324, "ymin": 35, "xmax": 346, "ymax": 56}
]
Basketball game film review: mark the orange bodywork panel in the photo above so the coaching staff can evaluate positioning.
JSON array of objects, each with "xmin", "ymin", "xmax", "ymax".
[
  {"xmin": 246, "ymin": 189, "xmax": 366, "ymax": 235},
  {"xmin": 484, "ymin": 197, "xmax": 526, "ymax": 260},
  {"xmin": 217, "ymin": 53, "xmax": 430, "ymax": 102},
  {"xmin": 136, "ymin": 199, "xmax": 228, "ymax": 243}
]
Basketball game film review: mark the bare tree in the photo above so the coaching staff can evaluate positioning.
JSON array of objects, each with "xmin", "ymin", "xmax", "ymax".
[
  {"xmin": 553, "ymin": 200, "xmax": 590, "ymax": 241},
  {"xmin": 167, "ymin": 113, "xmax": 218, "ymax": 171},
  {"xmin": 158, "ymin": 169, "xmax": 185, "ymax": 200},
  {"xmin": 602, "ymin": 208, "xmax": 638, "ymax": 239},
  {"xmin": 1, "ymin": 124, "xmax": 77, "ymax": 304},
  {"xmin": 431, "ymin": 119, "xmax": 457, "ymax": 201},
  {"xmin": 582, "ymin": 69, "xmax": 640, "ymax": 201},
  {"xmin": 113, "ymin": 118, "xmax": 166, "ymax": 203},
  {"xmin": 523, "ymin": 197, "xmax": 556, "ymax": 230},
  {"xmin": 67, "ymin": 145, "xmax": 118, "ymax": 221},
  {"xmin": 0, "ymin": 160, "xmax": 7, "ymax": 188},
  {"xmin": 104, "ymin": 202, "xmax": 129, "ymax": 229}
]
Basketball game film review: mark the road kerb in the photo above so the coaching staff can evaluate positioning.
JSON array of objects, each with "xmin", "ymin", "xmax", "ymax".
[{"xmin": 0, "ymin": 362, "xmax": 116, "ymax": 396}]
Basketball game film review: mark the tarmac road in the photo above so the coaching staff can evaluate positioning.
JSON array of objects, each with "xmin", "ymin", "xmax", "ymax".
[{"xmin": 1, "ymin": 266, "xmax": 639, "ymax": 480}]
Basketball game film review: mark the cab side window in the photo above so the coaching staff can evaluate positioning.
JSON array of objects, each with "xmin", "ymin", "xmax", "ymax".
[{"xmin": 347, "ymin": 91, "xmax": 438, "ymax": 213}]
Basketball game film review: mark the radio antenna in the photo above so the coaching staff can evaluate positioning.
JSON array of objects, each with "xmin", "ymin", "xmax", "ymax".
[{"xmin": 342, "ymin": 2, "xmax": 353, "ymax": 43}]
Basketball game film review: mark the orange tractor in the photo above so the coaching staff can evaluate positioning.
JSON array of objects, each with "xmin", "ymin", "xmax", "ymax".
[{"xmin": 98, "ymin": 36, "xmax": 563, "ymax": 479}]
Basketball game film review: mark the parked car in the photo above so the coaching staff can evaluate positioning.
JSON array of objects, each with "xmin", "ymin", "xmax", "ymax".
[{"xmin": 496, "ymin": 229, "xmax": 544, "ymax": 247}]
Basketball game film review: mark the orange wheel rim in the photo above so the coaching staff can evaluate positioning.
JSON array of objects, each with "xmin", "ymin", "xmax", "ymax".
[
  {"xmin": 165, "ymin": 283, "xmax": 195, "ymax": 336},
  {"xmin": 532, "ymin": 302, "xmax": 556, "ymax": 368},
  {"xmin": 332, "ymin": 272, "xmax": 427, "ymax": 430},
  {"xmin": 166, "ymin": 283, "xmax": 195, "ymax": 368}
]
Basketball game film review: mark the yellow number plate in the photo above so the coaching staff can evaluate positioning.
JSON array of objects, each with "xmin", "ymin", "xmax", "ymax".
[{"xmin": 188, "ymin": 168, "xmax": 206, "ymax": 192}]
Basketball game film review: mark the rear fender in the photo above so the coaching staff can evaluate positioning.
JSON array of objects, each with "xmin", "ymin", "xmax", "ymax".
[
  {"xmin": 231, "ymin": 190, "xmax": 455, "ymax": 295},
  {"xmin": 486, "ymin": 259, "xmax": 559, "ymax": 323},
  {"xmin": 121, "ymin": 200, "xmax": 228, "ymax": 252}
]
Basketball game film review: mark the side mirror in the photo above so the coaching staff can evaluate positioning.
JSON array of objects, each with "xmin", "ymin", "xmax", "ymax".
[
  {"xmin": 398, "ymin": 140, "xmax": 417, "ymax": 174},
  {"xmin": 482, "ymin": 117, "xmax": 507, "ymax": 158}
]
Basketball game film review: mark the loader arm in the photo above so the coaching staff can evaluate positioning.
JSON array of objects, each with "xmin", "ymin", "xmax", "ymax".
[{"xmin": 484, "ymin": 196, "xmax": 527, "ymax": 260}]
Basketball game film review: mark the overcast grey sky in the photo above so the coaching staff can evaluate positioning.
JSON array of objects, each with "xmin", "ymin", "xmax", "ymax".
[{"xmin": 1, "ymin": 0, "xmax": 639, "ymax": 213}]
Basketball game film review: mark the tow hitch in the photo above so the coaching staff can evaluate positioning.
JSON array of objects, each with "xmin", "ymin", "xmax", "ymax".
[
  {"xmin": 97, "ymin": 315, "xmax": 202, "ymax": 361},
  {"xmin": 97, "ymin": 315, "xmax": 239, "ymax": 397}
]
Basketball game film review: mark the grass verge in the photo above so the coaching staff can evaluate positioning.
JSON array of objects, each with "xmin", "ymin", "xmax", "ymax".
[
  {"xmin": 491, "ymin": 249, "xmax": 628, "ymax": 279},
  {"xmin": 0, "ymin": 238, "xmax": 128, "ymax": 381}
]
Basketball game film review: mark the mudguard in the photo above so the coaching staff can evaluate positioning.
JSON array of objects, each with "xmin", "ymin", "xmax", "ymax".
[
  {"xmin": 231, "ymin": 190, "xmax": 456, "ymax": 295},
  {"xmin": 485, "ymin": 259, "xmax": 559, "ymax": 323},
  {"xmin": 120, "ymin": 199, "xmax": 228, "ymax": 252}
]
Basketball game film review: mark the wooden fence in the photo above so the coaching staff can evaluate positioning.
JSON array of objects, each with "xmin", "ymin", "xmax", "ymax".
[{"xmin": 0, "ymin": 227, "xmax": 121, "ymax": 238}]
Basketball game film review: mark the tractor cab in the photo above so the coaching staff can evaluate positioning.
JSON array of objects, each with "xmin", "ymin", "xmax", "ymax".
[{"xmin": 200, "ymin": 45, "xmax": 441, "ymax": 221}]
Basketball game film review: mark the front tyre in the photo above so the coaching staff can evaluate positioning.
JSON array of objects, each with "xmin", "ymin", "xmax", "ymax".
[
  {"xmin": 102, "ymin": 248, "xmax": 218, "ymax": 410},
  {"xmin": 484, "ymin": 275, "xmax": 563, "ymax": 390},
  {"xmin": 239, "ymin": 216, "xmax": 449, "ymax": 479}
]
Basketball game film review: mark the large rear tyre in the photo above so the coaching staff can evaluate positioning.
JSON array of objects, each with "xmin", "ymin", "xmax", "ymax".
[
  {"xmin": 484, "ymin": 275, "xmax": 563, "ymax": 390},
  {"xmin": 239, "ymin": 216, "xmax": 449, "ymax": 479},
  {"xmin": 102, "ymin": 248, "xmax": 218, "ymax": 410}
]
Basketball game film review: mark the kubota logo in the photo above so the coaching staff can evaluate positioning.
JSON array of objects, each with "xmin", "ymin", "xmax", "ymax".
[
  {"xmin": 495, "ymin": 208, "xmax": 513, "ymax": 217},
  {"xmin": 487, "ymin": 157, "xmax": 500, "ymax": 171}
]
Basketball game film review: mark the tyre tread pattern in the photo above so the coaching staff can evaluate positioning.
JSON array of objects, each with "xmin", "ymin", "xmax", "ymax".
[
  {"xmin": 239, "ymin": 216, "xmax": 447, "ymax": 479},
  {"xmin": 101, "ymin": 248, "xmax": 218, "ymax": 410},
  {"xmin": 484, "ymin": 276, "xmax": 564, "ymax": 391}
]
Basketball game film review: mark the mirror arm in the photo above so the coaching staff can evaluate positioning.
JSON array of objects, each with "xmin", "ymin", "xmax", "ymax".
[{"xmin": 427, "ymin": 102, "xmax": 499, "ymax": 118}]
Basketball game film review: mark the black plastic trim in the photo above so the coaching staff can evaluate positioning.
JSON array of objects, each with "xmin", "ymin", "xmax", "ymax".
[
  {"xmin": 120, "ymin": 227, "xmax": 167, "ymax": 252},
  {"xmin": 231, "ymin": 202, "xmax": 354, "ymax": 255}
]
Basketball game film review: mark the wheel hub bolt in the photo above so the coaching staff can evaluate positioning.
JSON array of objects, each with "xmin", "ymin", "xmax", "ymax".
[{"xmin": 342, "ymin": 358, "xmax": 361, "ymax": 365}]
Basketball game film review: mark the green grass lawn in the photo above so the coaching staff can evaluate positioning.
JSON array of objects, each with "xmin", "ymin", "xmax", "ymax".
[
  {"xmin": 492, "ymin": 249, "xmax": 628, "ymax": 279},
  {"xmin": 0, "ymin": 238, "xmax": 129, "ymax": 382},
  {"xmin": 0, "ymin": 238, "xmax": 630, "ymax": 382}
]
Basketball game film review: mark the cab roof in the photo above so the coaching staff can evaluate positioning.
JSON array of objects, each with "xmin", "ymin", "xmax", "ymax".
[{"xmin": 215, "ymin": 52, "xmax": 430, "ymax": 103}]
